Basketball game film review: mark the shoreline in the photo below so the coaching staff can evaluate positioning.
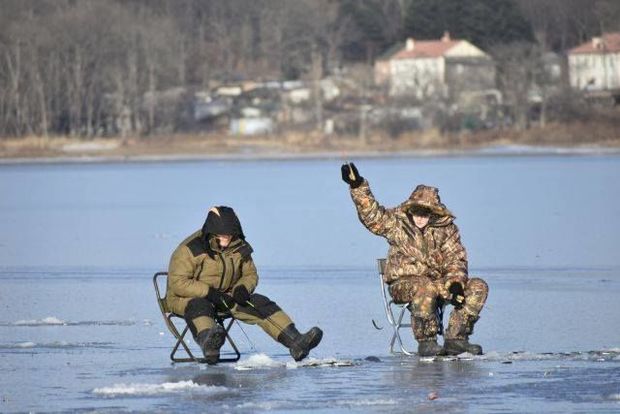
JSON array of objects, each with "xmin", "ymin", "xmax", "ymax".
[{"xmin": 1, "ymin": 143, "xmax": 620, "ymax": 166}]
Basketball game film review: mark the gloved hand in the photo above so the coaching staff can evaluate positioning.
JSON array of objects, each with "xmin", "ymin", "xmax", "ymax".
[
  {"xmin": 436, "ymin": 281, "xmax": 451, "ymax": 301},
  {"xmin": 340, "ymin": 162, "xmax": 363, "ymax": 189},
  {"xmin": 232, "ymin": 285, "xmax": 251, "ymax": 305},
  {"xmin": 448, "ymin": 282, "xmax": 465, "ymax": 308},
  {"xmin": 206, "ymin": 289, "xmax": 236, "ymax": 309}
]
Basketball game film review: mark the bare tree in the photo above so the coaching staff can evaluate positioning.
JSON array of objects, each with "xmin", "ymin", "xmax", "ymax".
[{"xmin": 493, "ymin": 43, "xmax": 556, "ymax": 131}]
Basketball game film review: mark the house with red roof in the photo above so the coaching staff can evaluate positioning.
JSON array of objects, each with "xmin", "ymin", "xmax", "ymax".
[
  {"xmin": 374, "ymin": 33, "xmax": 495, "ymax": 99},
  {"xmin": 568, "ymin": 32, "xmax": 620, "ymax": 93}
]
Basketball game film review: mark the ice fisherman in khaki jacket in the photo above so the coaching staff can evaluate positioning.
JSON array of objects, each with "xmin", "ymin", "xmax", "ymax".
[{"xmin": 166, "ymin": 206, "xmax": 322, "ymax": 364}]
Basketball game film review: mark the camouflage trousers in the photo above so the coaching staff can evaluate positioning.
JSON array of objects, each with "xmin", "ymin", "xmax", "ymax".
[{"xmin": 389, "ymin": 276, "xmax": 488, "ymax": 341}]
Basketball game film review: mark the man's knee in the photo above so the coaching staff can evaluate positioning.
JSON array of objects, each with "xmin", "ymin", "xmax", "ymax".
[
  {"xmin": 183, "ymin": 298, "xmax": 216, "ymax": 337},
  {"xmin": 464, "ymin": 277, "xmax": 488, "ymax": 315},
  {"xmin": 411, "ymin": 282, "xmax": 440, "ymax": 318},
  {"xmin": 247, "ymin": 293, "xmax": 282, "ymax": 318},
  {"xmin": 467, "ymin": 278, "xmax": 488, "ymax": 295},
  {"xmin": 184, "ymin": 297, "xmax": 215, "ymax": 320}
]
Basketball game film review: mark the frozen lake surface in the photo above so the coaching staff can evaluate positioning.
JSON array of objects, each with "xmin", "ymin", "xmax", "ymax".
[{"xmin": 1, "ymin": 155, "xmax": 619, "ymax": 412}]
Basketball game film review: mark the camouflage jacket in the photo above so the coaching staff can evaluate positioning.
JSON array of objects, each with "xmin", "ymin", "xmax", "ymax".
[{"xmin": 350, "ymin": 180, "xmax": 468, "ymax": 285}]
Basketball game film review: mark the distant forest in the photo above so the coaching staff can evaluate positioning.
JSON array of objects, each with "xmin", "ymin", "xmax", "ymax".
[{"xmin": 1, "ymin": 0, "xmax": 619, "ymax": 138}]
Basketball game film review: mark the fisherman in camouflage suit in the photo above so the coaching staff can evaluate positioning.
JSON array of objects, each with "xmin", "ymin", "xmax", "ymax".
[
  {"xmin": 341, "ymin": 163, "xmax": 488, "ymax": 356},
  {"xmin": 166, "ymin": 206, "xmax": 322, "ymax": 364}
]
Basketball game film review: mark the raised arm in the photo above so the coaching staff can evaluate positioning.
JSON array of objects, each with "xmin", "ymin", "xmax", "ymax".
[{"xmin": 342, "ymin": 163, "xmax": 399, "ymax": 239}]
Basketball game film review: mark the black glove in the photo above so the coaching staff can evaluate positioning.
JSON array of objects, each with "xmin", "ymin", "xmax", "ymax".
[
  {"xmin": 206, "ymin": 289, "xmax": 235, "ymax": 309},
  {"xmin": 448, "ymin": 282, "xmax": 465, "ymax": 308},
  {"xmin": 340, "ymin": 162, "xmax": 363, "ymax": 189},
  {"xmin": 232, "ymin": 285, "xmax": 251, "ymax": 305}
]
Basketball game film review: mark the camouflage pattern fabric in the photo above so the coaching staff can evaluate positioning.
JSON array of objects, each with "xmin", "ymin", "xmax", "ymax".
[
  {"xmin": 412, "ymin": 315, "xmax": 441, "ymax": 341},
  {"xmin": 389, "ymin": 276, "xmax": 443, "ymax": 340},
  {"xmin": 350, "ymin": 181, "xmax": 468, "ymax": 286},
  {"xmin": 350, "ymin": 180, "xmax": 488, "ymax": 341},
  {"xmin": 445, "ymin": 277, "xmax": 488, "ymax": 340}
]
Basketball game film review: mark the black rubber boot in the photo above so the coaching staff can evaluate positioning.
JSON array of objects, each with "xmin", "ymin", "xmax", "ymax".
[
  {"xmin": 444, "ymin": 312, "xmax": 483, "ymax": 355},
  {"xmin": 443, "ymin": 339, "xmax": 482, "ymax": 355},
  {"xmin": 278, "ymin": 324, "xmax": 323, "ymax": 361},
  {"xmin": 417, "ymin": 339, "xmax": 445, "ymax": 357},
  {"xmin": 196, "ymin": 325, "xmax": 226, "ymax": 365}
]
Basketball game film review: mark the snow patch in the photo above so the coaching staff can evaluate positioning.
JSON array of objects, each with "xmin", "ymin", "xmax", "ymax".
[
  {"xmin": 234, "ymin": 353, "xmax": 284, "ymax": 370},
  {"xmin": 0, "ymin": 341, "xmax": 113, "ymax": 350},
  {"xmin": 93, "ymin": 380, "xmax": 228, "ymax": 397},
  {"xmin": 478, "ymin": 350, "xmax": 620, "ymax": 362},
  {"xmin": 336, "ymin": 398, "xmax": 398, "ymax": 407},
  {"xmin": 234, "ymin": 354, "xmax": 355, "ymax": 370},
  {"xmin": 236, "ymin": 401, "xmax": 283, "ymax": 410},
  {"xmin": 13, "ymin": 316, "xmax": 66, "ymax": 326},
  {"xmin": 1, "ymin": 317, "xmax": 136, "ymax": 327},
  {"xmin": 292, "ymin": 357, "xmax": 355, "ymax": 368},
  {"xmin": 62, "ymin": 141, "xmax": 120, "ymax": 153},
  {"xmin": 476, "ymin": 351, "xmax": 560, "ymax": 362}
]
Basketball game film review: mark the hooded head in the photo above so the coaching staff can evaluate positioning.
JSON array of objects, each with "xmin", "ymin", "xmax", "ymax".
[
  {"xmin": 201, "ymin": 206, "xmax": 245, "ymax": 242},
  {"xmin": 401, "ymin": 185, "xmax": 453, "ymax": 224}
]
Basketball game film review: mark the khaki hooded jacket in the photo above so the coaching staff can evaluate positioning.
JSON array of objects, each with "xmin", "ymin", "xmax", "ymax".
[{"xmin": 165, "ymin": 231, "xmax": 258, "ymax": 315}]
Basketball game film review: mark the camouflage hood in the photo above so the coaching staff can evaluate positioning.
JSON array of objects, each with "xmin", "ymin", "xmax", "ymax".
[{"xmin": 399, "ymin": 184, "xmax": 454, "ymax": 226}]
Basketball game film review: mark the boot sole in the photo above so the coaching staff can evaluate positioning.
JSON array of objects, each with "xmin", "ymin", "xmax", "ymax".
[
  {"xmin": 291, "ymin": 328, "xmax": 323, "ymax": 362},
  {"xmin": 443, "ymin": 342, "xmax": 483, "ymax": 356},
  {"xmin": 418, "ymin": 348, "xmax": 446, "ymax": 357},
  {"xmin": 307, "ymin": 329, "xmax": 323, "ymax": 351}
]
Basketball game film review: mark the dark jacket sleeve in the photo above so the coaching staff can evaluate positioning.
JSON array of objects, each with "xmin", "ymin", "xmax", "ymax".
[
  {"xmin": 350, "ymin": 180, "xmax": 399, "ymax": 239},
  {"xmin": 167, "ymin": 245, "xmax": 212, "ymax": 298}
]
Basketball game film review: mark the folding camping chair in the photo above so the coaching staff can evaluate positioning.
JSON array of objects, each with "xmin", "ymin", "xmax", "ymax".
[
  {"xmin": 153, "ymin": 271, "xmax": 241, "ymax": 363},
  {"xmin": 376, "ymin": 258, "xmax": 446, "ymax": 355},
  {"xmin": 376, "ymin": 258, "xmax": 415, "ymax": 355}
]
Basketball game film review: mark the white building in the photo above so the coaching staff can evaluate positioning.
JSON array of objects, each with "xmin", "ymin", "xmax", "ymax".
[
  {"xmin": 568, "ymin": 32, "xmax": 620, "ymax": 92},
  {"xmin": 375, "ymin": 33, "xmax": 495, "ymax": 99}
]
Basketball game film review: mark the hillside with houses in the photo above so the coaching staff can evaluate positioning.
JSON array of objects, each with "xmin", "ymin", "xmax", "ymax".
[{"xmin": 1, "ymin": 0, "xmax": 619, "ymax": 159}]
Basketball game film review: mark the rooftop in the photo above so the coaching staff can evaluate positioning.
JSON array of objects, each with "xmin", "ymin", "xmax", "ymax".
[
  {"xmin": 569, "ymin": 32, "xmax": 620, "ymax": 54},
  {"xmin": 392, "ymin": 33, "xmax": 460, "ymax": 59}
]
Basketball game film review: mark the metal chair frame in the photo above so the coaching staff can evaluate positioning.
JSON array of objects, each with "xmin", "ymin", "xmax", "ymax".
[
  {"xmin": 153, "ymin": 271, "xmax": 241, "ymax": 363},
  {"xmin": 376, "ymin": 259, "xmax": 448, "ymax": 355},
  {"xmin": 376, "ymin": 259, "xmax": 415, "ymax": 355}
]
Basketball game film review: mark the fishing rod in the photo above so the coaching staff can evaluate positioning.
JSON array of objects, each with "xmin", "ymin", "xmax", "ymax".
[
  {"xmin": 241, "ymin": 300, "xmax": 298, "ymax": 344},
  {"xmin": 215, "ymin": 290, "xmax": 298, "ymax": 345},
  {"xmin": 218, "ymin": 298, "xmax": 258, "ymax": 352}
]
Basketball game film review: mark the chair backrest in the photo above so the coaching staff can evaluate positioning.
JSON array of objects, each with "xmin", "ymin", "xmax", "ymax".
[
  {"xmin": 377, "ymin": 258, "xmax": 387, "ymax": 276},
  {"xmin": 153, "ymin": 271, "xmax": 170, "ymax": 316},
  {"xmin": 376, "ymin": 258, "xmax": 392, "ymax": 308}
]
